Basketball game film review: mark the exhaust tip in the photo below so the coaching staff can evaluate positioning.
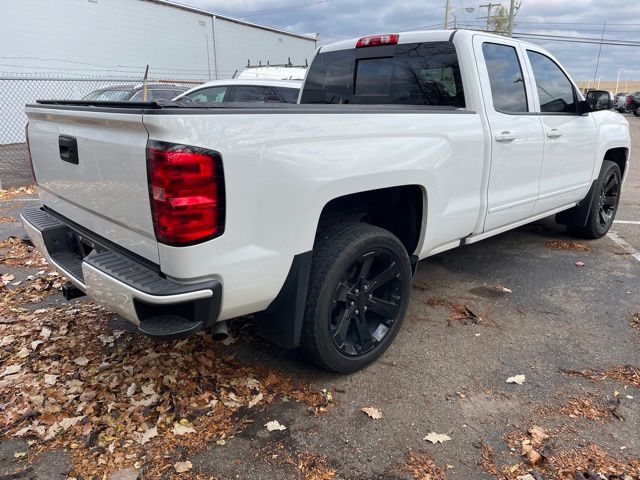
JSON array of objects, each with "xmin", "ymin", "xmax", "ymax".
[{"xmin": 211, "ymin": 321, "xmax": 229, "ymax": 341}]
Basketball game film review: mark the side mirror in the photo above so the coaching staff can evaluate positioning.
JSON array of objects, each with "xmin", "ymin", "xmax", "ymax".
[{"xmin": 585, "ymin": 90, "xmax": 614, "ymax": 112}]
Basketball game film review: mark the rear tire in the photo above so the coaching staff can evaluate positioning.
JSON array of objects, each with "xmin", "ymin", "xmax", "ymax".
[
  {"xmin": 569, "ymin": 160, "xmax": 621, "ymax": 239},
  {"xmin": 634, "ymin": 108, "xmax": 640, "ymax": 117},
  {"xmin": 301, "ymin": 223, "xmax": 412, "ymax": 373}
]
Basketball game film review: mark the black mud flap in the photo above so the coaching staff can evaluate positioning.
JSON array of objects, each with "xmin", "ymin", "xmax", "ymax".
[
  {"xmin": 556, "ymin": 180, "xmax": 596, "ymax": 228},
  {"xmin": 254, "ymin": 251, "xmax": 312, "ymax": 349}
]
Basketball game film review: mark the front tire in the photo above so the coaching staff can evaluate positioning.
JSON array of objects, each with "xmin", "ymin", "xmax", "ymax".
[
  {"xmin": 569, "ymin": 160, "xmax": 622, "ymax": 239},
  {"xmin": 301, "ymin": 223, "xmax": 412, "ymax": 373},
  {"xmin": 633, "ymin": 108, "xmax": 640, "ymax": 117}
]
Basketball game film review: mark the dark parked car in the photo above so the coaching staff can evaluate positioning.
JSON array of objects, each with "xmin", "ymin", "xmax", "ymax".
[
  {"xmin": 82, "ymin": 83, "xmax": 188, "ymax": 102},
  {"xmin": 626, "ymin": 92, "xmax": 640, "ymax": 116}
]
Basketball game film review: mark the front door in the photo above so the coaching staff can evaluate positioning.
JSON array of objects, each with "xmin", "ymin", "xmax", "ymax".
[
  {"xmin": 523, "ymin": 49, "xmax": 598, "ymax": 214},
  {"xmin": 474, "ymin": 37, "xmax": 545, "ymax": 231}
]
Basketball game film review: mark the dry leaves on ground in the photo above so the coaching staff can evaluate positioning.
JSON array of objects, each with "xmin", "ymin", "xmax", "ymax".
[
  {"xmin": 0, "ymin": 249, "xmax": 331, "ymax": 478},
  {"xmin": 361, "ymin": 406, "xmax": 383, "ymax": 420},
  {"xmin": 561, "ymin": 365, "xmax": 640, "ymax": 389},
  {"xmin": 426, "ymin": 298, "xmax": 486, "ymax": 326},
  {"xmin": 0, "ymin": 186, "xmax": 37, "ymax": 200},
  {"xmin": 423, "ymin": 432, "xmax": 451, "ymax": 444},
  {"xmin": 544, "ymin": 240, "xmax": 591, "ymax": 252},
  {"xmin": 629, "ymin": 313, "xmax": 640, "ymax": 331},
  {"xmin": 401, "ymin": 450, "xmax": 446, "ymax": 480}
]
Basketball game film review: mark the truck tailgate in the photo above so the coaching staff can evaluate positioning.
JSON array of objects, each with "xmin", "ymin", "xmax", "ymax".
[{"xmin": 25, "ymin": 106, "xmax": 158, "ymax": 263}]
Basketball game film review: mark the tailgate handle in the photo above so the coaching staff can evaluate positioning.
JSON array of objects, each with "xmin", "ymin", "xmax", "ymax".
[{"xmin": 59, "ymin": 136, "xmax": 79, "ymax": 165}]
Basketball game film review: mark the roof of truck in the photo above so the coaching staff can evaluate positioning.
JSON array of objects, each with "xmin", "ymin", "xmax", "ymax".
[{"xmin": 320, "ymin": 29, "xmax": 538, "ymax": 53}]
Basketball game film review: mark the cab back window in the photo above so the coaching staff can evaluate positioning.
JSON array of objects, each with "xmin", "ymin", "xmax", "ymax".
[{"xmin": 300, "ymin": 41, "xmax": 465, "ymax": 107}]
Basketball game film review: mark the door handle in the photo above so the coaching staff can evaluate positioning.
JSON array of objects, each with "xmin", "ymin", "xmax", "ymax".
[
  {"xmin": 546, "ymin": 129, "xmax": 563, "ymax": 139},
  {"xmin": 495, "ymin": 131, "xmax": 516, "ymax": 143}
]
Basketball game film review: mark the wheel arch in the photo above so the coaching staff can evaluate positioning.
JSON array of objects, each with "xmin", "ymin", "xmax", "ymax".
[{"xmin": 315, "ymin": 185, "xmax": 428, "ymax": 260}]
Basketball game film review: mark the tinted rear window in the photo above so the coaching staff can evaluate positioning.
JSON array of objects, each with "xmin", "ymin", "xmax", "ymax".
[
  {"xmin": 300, "ymin": 42, "xmax": 465, "ymax": 107},
  {"xmin": 277, "ymin": 87, "xmax": 300, "ymax": 103}
]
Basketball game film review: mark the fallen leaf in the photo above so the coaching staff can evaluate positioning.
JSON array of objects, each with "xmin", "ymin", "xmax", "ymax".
[
  {"xmin": 16, "ymin": 348, "xmax": 30, "ymax": 358},
  {"xmin": 265, "ymin": 420, "xmax": 287, "ymax": 431},
  {"xmin": 361, "ymin": 406, "xmax": 383, "ymax": 419},
  {"xmin": 73, "ymin": 356, "xmax": 89, "ymax": 366},
  {"xmin": 502, "ymin": 287, "xmax": 513, "ymax": 293},
  {"xmin": 575, "ymin": 261, "xmax": 586, "ymax": 267},
  {"xmin": 527, "ymin": 425, "xmax": 548, "ymax": 446},
  {"xmin": 44, "ymin": 374, "xmax": 58, "ymax": 385},
  {"xmin": 0, "ymin": 364, "xmax": 22, "ymax": 378},
  {"xmin": 172, "ymin": 423, "xmax": 196, "ymax": 436},
  {"xmin": 138, "ymin": 427, "xmax": 158, "ymax": 445},
  {"xmin": 13, "ymin": 451, "xmax": 26, "ymax": 458},
  {"xmin": 248, "ymin": 392, "xmax": 263, "ymax": 408},
  {"xmin": 423, "ymin": 432, "xmax": 451, "ymax": 444},
  {"xmin": 506, "ymin": 374, "xmax": 526, "ymax": 385},
  {"xmin": 174, "ymin": 461, "xmax": 192, "ymax": 473},
  {"xmin": 126, "ymin": 383, "xmax": 137, "ymax": 397}
]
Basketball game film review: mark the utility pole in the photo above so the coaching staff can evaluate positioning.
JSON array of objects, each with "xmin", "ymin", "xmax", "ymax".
[
  {"xmin": 615, "ymin": 68, "xmax": 625, "ymax": 94},
  {"xmin": 444, "ymin": 0, "xmax": 450, "ymax": 29},
  {"xmin": 507, "ymin": 0, "xmax": 517, "ymax": 36},
  {"xmin": 479, "ymin": 3, "xmax": 501, "ymax": 31}
]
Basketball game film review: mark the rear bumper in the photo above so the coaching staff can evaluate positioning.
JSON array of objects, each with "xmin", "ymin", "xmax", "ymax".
[{"xmin": 21, "ymin": 206, "xmax": 221, "ymax": 339}]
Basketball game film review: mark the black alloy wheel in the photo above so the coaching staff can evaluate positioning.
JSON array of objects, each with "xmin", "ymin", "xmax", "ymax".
[
  {"xmin": 301, "ymin": 223, "xmax": 412, "ymax": 373},
  {"xmin": 329, "ymin": 248, "xmax": 402, "ymax": 357},
  {"xmin": 596, "ymin": 170, "xmax": 619, "ymax": 230}
]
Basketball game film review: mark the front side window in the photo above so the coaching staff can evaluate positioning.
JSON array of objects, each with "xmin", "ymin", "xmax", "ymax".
[
  {"xmin": 301, "ymin": 42, "xmax": 465, "ymax": 107},
  {"xmin": 482, "ymin": 43, "xmax": 528, "ymax": 113},
  {"xmin": 185, "ymin": 86, "xmax": 229, "ymax": 103},
  {"xmin": 527, "ymin": 50, "xmax": 577, "ymax": 113}
]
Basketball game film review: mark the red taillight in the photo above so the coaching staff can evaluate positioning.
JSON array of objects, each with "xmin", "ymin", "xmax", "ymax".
[
  {"xmin": 626, "ymin": 96, "xmax": 633, "ymax": 104},
  {"xmin": 356, "ymin": 34, "xmax": 399, "ymax": 48},
  {"xmin": 147, "ymin": 141, "xmax": 224, "ymax": 246},
  {"xmin": 25, "ymin": 123, "xmax": 37, "ymax": 182}
]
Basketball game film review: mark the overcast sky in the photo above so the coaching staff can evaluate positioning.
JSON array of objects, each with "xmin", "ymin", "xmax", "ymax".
[{"xmin": 182, "ymin": 0, "xmax": 640, "ymax": 85}]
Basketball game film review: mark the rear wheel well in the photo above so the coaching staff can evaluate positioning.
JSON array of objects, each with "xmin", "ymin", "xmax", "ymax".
[
  {"xmin": 316, "ymin": 186, "xmax": 424, "ymax": 256},
  {"xmin": 604, "ymin": 147, "xmax": 628, "ymax": 178}
]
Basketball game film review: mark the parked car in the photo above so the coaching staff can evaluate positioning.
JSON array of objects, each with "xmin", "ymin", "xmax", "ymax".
[
  {"xmin": 617, "ymin": 91, "xmax": 640, "ymax": 113},
  {"xmin": 626, "ymin": 92, "xmax": 640, "ymax": 116},
  {"xmin": 82, "ymin": 83, "xmax": 188, "ymax": 102},
  {"xmin": 23, "ymin": 30, "xmax": 630, "ymax": 373},
  {"xmin": 174, "ymin": 79, "xmax": 301, "ymax": 104},
  {"xmin": 616, "ymin": 93, "xmax": 629, "ymax": 112}
]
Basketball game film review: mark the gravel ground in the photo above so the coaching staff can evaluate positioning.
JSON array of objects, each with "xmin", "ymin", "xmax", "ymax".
[{"xmin": 0, "ymin": 116, "xmax": 638, "ymax": 479}]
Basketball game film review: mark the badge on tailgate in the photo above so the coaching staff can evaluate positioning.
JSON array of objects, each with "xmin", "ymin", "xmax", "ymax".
[{"xmin": 58, "ymin": 135, "xmax": 79, "ymax": 165}]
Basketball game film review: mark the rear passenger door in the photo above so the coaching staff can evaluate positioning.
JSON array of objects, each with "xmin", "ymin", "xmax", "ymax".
[
  {"xmin": 474, "ymin": 36, "xmax": 545, "ymax": 231},
  {"xmin": 522, "ymin": 49, "xmax": 598, "ymax": 215}
]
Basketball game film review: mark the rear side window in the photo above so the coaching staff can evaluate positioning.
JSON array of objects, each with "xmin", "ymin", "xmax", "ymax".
[
  {"xmin": 276, "ymin": 87, "xmax": 300, "ymax": 103},
  {"xmin": 526, "ymin": 50, "xmax": 577, "ymax": 113},
  {"xmin": 300, "ymin": 42, "xmax": 465, "ymax": 107},
  {"xmin": 482, "ymin": 43, "xmax": 528, "ymax": 113}
]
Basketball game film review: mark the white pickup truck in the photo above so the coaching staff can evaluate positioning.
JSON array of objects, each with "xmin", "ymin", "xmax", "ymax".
[{"xmin": 22, "ymin": 30, "xmax": 630, "ymax": 373}]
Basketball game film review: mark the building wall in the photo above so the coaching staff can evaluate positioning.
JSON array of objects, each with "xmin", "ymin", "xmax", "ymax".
[{"xmin": 0, "ymin": 0, "xmax": 316, "ymax": 81}]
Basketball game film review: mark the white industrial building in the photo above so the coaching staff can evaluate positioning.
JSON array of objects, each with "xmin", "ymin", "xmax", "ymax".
[{"xmin": 0, "ymin": 0, "xmax": 318, "ymax": 80}]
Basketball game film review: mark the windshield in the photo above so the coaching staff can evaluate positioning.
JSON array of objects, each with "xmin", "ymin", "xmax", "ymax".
[{"xmin": 300, "ymin": 41, "xmax": 465, "ymax": 107}]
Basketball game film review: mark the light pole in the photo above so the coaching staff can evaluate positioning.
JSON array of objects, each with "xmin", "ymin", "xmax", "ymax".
[
  {"xmin": 597, "ymin": 76, "xmax": 604, "ymax": 89},
  {"xmin": 615, "ymin": 68, "xmax": 625, "ymax": 94},
  {"xmin": 444, "ymin": 1, "xmax": 475, "ymax": 29}
]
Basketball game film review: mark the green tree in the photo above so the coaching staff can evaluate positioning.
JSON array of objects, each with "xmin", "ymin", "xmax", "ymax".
[{"xmin": 488, "ymin": 5, "xmax": 513, "ymax": 35}]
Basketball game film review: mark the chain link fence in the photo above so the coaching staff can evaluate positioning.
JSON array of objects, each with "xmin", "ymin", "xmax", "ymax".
[{"xmin": 0, "ymin": 74, "xmax": 203, "ymax": 189}]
